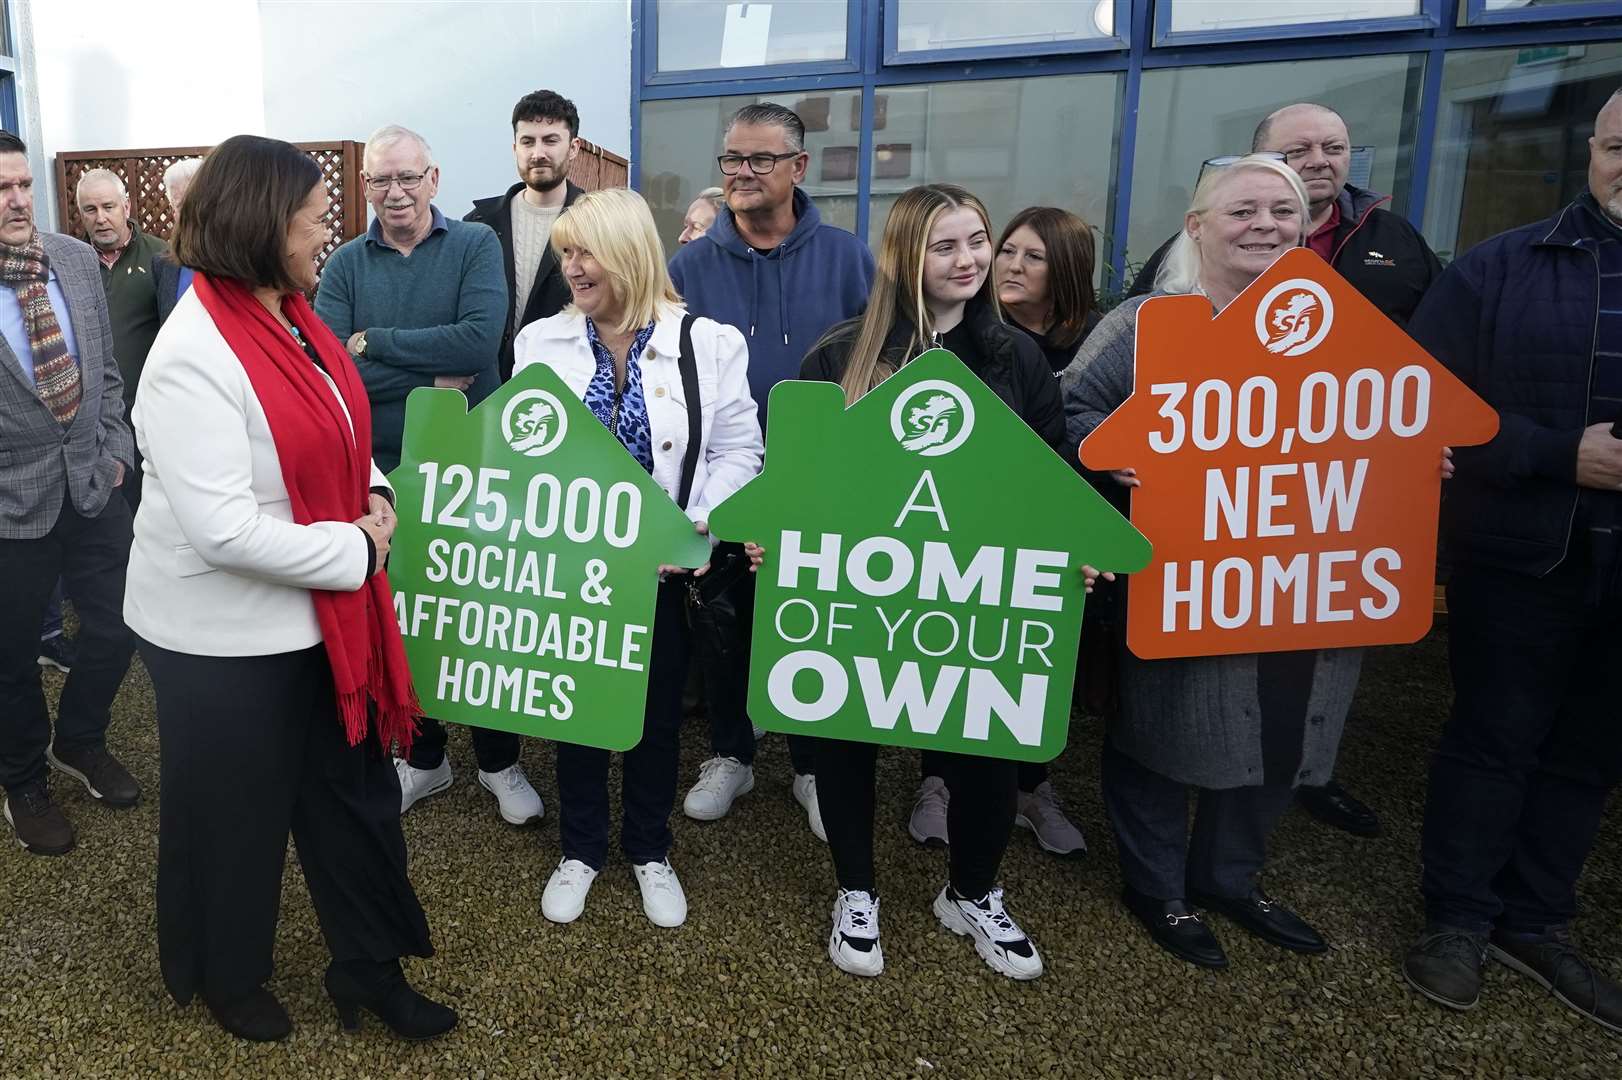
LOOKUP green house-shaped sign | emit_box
[387,364,710,752]
[708,350,1150,763]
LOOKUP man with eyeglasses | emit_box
[1128,102,1443,842]
[466,89,587,382]
[666,102,875,840]
[315,124,541,829]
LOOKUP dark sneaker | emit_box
[47,745,141,808]
[3,782,76,856]
[1297,780,1382,838]
[1489,927,1622,1034]
[37,633,75,674]
[1403,925,1487,1010]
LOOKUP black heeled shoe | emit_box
[324,960,458,1041]
[204,986,293,1042]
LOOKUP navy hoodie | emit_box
[669,188,875,427]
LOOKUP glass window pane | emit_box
[1423,42,1622,261]
[1128,54,1425,286]
[1165,0,1420,35]
[640,91,860,253]
[895,0,1117,53]
[1484,0,1612,9]
[865,74,1122,290]
[656,0,846,72]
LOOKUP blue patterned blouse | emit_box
[582,317,656,474]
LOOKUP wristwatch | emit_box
[354,331,368,357]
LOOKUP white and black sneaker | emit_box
[829,889,884,977]
[934,885,1044,980]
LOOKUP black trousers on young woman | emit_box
[818,740,1017,899]
[143,641,432,1006]
[920,750,1046,794]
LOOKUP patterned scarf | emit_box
[0,234,80,424]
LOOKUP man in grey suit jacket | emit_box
[0,132,140,856]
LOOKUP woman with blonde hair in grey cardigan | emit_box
[1064,154,1357,970]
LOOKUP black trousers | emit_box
[0,489,134,792]
[1422,559,1622,935]
[556,579,689,870]
[706,570,818,774]
[819,739,1017,899]
[920,750,1047,793]
[1102,739,1295,900]
[144,641,432,1005]
[408,715,521,774]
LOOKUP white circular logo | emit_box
[1255,278,1335,357]
[890,380,976,457]
[501,389,569,457]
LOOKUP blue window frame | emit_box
[645,0,865,87]
[881,0,1130,65]
[1152,0,1442,47]
[1463,0,1622,26]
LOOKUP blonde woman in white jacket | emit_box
[513,187,763,929]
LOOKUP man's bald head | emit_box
[1252,103,1352,223]
[1590,87,1622,223]
[1252,103,1346,152]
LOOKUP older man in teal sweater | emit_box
[315,125,505,474]
[315,124,538,829]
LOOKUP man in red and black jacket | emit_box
[1129,102,1443,838]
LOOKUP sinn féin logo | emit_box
[890,379,976,457]
[500,389,569,457]
[1255,278,1335,357]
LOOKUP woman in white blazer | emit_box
[124,136,454,1044]
[513,187,764,930]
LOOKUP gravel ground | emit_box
[1,629,1618,1078]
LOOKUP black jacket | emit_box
[799,298,1066,452]
[465,180,585,380]
[1128,184,1442,327]
[1409,196,1616,578]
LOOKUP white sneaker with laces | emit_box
[829,889,884,977]
[478,763,544,825]
[394,756,453,815]
[682,756,755,821]
[541,858,598,924]
[633,858,688,927]
[907,775,950,847]
[933,885,1044,980]
[793,773,827,843]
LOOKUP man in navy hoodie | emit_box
[668,102,875,840]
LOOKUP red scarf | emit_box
[193,273,418,751]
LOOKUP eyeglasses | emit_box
[364,172,429,193]
[1195,150,1287,185]
[716,152,800,176]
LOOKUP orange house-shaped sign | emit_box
[1081,248,1498,660]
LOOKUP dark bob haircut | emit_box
[171,135,322,293]
[995,206,1098,350]
[512,89,579,139]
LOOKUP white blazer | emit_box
[513,306,763,522]
[124,288,389,657]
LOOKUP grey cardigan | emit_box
[1060,295,1363,790]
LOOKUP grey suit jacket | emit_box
[0,231,134,539]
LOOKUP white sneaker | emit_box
[683,756,755,821]
[394,756,452,815]
[633,859,688,928]
[934,885,1044,980]
[907,775,950,847]
[829,889,884,977]
[478,763,544,825]
[541,858,598,924]
[793,773,827,843]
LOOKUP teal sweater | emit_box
[315,211,505,472]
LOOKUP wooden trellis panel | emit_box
[54,141,366,279]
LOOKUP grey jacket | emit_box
[0,231,134,539]
[1060,295,1363,789]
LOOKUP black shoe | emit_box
[1189,888,1328,955]
[47,744,141,808]
[204,987,292,1042]
[1121,886,1228,969]
[1489,927,1622,1033]
[3,781,75,856]
[325,960,457,1041]
[1297,780,1381,838]
[37,634,75,674]
[1403,924,1486,1010]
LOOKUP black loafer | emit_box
[1297,780,1381,838]
[1121,886,1228,969]
[1189,888,1328,955]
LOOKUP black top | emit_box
[1009,311,1104,376]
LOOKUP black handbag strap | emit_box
[676,312,703,511]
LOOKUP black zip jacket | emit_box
[465,180,586,380]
